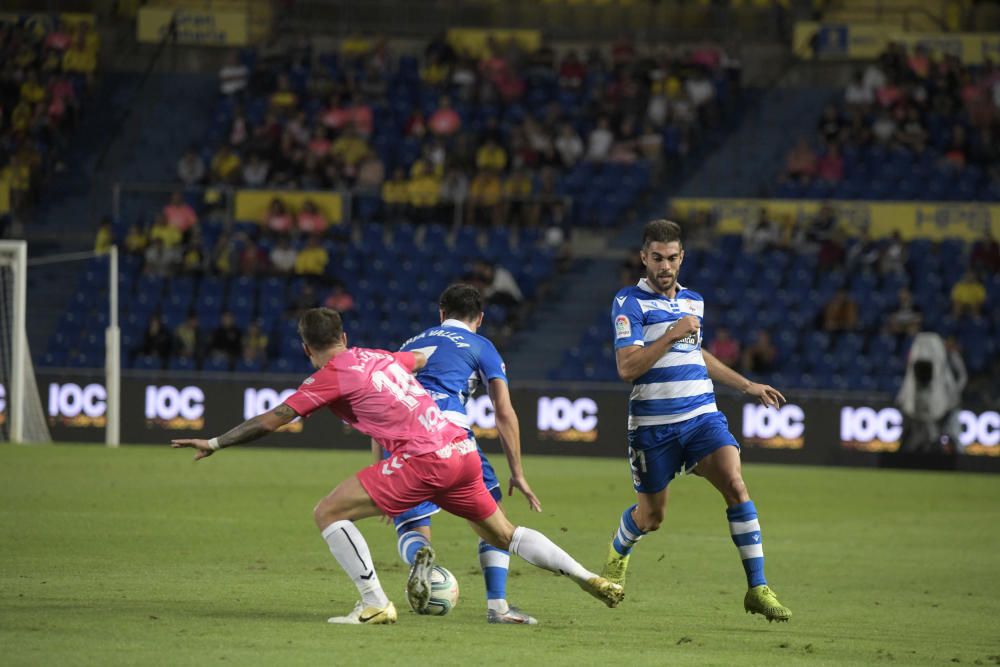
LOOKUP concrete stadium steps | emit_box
[26,72,216,358]
[503,258,621,380]
[675,87,834,198]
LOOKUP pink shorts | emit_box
[356,438,499,522]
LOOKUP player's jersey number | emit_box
[371,362,448,433]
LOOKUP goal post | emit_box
[0,240,51,443]
[105,245,120,447]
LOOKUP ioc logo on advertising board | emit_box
[466,394,499,440]
[537,396,598,442]
[145,385,204,430]
[741,403,805,449]
[48,382,107,427]
[243,388,303,432]
[840,406,1000,454]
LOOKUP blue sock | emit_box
[611,504,646,557]
[478,539,510,604]
[727,500,767,588]
[396,530,430,566]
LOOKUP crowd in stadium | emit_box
[0,16,97,217]
[74,35,744,372]
[779,43,1000,201]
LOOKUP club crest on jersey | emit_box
[615,315,631,339]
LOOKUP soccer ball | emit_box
[416,565,460,616]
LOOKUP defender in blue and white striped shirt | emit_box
[602,219,793,622]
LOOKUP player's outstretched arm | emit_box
[702,349,785,408]
[488,378,541,512]
[616,315,700,383]
[171,403,300,461]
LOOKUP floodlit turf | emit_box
[2,444,999,666]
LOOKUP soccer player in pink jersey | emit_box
[172,308,623,624]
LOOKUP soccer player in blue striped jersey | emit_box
[377,283,544,624]
[602,219,793,622]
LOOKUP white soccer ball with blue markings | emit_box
[417,565,460,616]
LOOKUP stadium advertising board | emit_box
[31,372,999,470]
[793,22,1000,64]
[671,198,1000,242]
[137,7,248,46]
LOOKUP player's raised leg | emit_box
[470,508,624,608]
[602,487,667,587]
[695,444,792,622]
[313,475,398,625]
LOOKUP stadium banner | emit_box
[137,7,248,46]
[33,371,1000,472]
[793,22,1000,64]
[446,28,541,58]
[233,190,344,225]
[671,197,1000,242]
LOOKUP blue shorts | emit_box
[393,443,501,531]
[627,411,739,494]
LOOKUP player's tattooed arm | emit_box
[172,404,300,460]
[216,403,299,448]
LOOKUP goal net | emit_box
[0,241,51,443]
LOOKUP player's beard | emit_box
[649,270,676,293]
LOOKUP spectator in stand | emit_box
[242,153,270,187]
[817,105,843,146]
[467,169,503,227]
[238,238,266,276]
[846,230,881,274]
[440,167,469,209]
[476,260,523,309]
[872,110,896,145]
[269,237,297,275]
[586,116,614,162]
[144,238,178,277]
[208,311,242,366]
[211,233,237,275]
[558,50,586,89]
[554,123,584,168]
[503,167,534,227]
[822,288,858,332]
[886,288,923,336]
[296,199,328,236]
[62,31,97,78]
[94,218,112,254]
[124,223,148,255]
[241,321,269,365]
[269,74,298,113]
[324,283,355,312]
[263,198,294,237]
[149,213,183,249]
[407,159,442,223]
[896,108,928,153]
[177,147,206,186]
[219,52,249,98]
[356,153,386,193]
[943,124,968,168]
[331,125,370,180]
[294,236,329,276]
[174,314,205,365]
[140,314,172,364]
[428,96,461,137]
[382,167,410,220]
[163,192,198,236]
[349,92,374,137]
[816,143,844,183]
[785,138,817,181]
[182,235,208,275]
[951,270,987,319]
[879,231,907,276]
[971,231,1000,276]
[744,208,780,254]
[210,144,242,184]
[475,137,508,173]
[844,69,874,108]
[708,327,741,368]
[741,329,778,374]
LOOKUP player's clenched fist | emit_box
[667,315,700,339]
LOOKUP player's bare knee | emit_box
[725,477,750,505]
[313,498,341,528]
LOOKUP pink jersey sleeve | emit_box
[392,350,417,372]
[284,367,341,417]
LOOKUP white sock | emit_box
[321,520,389,608]
[508,526,596,583]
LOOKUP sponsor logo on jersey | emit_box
[615,315,631,340]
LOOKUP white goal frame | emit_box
[0,240,28,442]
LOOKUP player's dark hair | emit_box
[297,307,344,350]
[439,283,483,322]
[641,219,683,249]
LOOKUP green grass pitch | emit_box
[2,444,999,666]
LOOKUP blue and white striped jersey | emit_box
[612,278,717,429]
[399,319,507,430]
